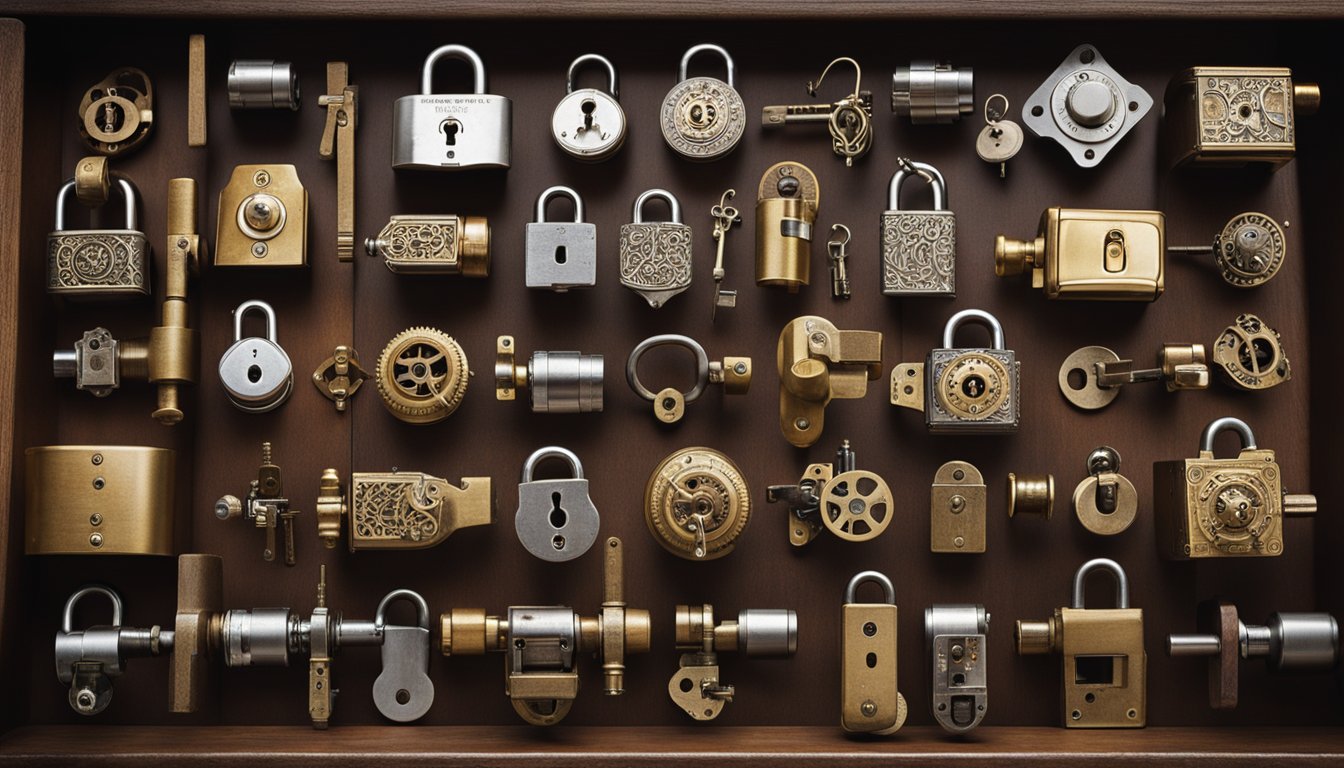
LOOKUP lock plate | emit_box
[341,471,493,551]
[880,210,956,296]
[619,222,693,308]
[526,222,597,291]
[25,446,174,555]
[1060,607,1147,727]
[215,165,308,267]
[373,625,435,722]
[842,601,906,734]
[517,477,600,562]
[931,461,986,553]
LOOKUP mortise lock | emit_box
[316,467,493,552]
[1059,343,1208,410]
[841,571,906,734]
[778,316,883,447]
[766,439,893,547]
[215,442,298,565]
[668,604,798,720]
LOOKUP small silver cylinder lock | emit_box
[619,189,693,308]
[227,60,300,110]
[218,299,294,413]
[55,586,171,715]
[495,335,604,413]
[881,159,956,297]
[48,176,150,300]
[891,61,974,123]
[552,54,627,162]
[392,44,512,170]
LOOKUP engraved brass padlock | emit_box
[1153,417,1315,559]
[778,316,883,448]
[366,214,490,275]
[375,327,470,424]
[881,158,956,297]
[1016,559,1146,728]
[755,161,819,292]
[215,164,308,267]
[645,447,751,560]
[218,300,294,413]
[26,445,174,556]
[620,189,692,308]
[48,175,149,300]
[766,440,893,547]
[891,309,1020,434]
[392,44,512,170]
[1072,446,1138,536]
[78,68,154,156]
[551,54,626,162]
[661,44,746,161]
[841,571,906,734]
[1163,67,1321,170]
[515,447,600,562]
[931,461,986,553]
[996,207,1164,301]
[668,604,797,720]
[926,604,989,732]
[526,186,596,291]
[316,467,493,552]
[55,587,170,715]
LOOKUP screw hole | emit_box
[1031,105,1044,117]
[865,652,877,669]
[1085,692,1096,703]
[1079,48,1096,64]
[863,622,877,637]
[396,689,410,705]
[1128,101,1139,112]
[1084,149,1096,160]
[679,677,694,693]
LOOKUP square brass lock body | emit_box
[48,174,149,300]
[1163,67,1321,170]
[995,208,1164,301]
[215,164,308,267]
[26,446,175,556]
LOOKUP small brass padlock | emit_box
[661,44,746,161]
[218,300,294,413]
[891,309,1020,434]
[996,207,1164,301]
[620,189,692,308]
[755,161,820,292]
[526,186,596,291]
[391,44,512,170]
[78,68,154,156]
[215,164,308,267]
[48,176,149,300]
[841,571,906,734]
[1163,67,1321,170]
[881,159,956,297]
[551,54,626,162]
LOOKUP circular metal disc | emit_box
[1058,346,1121,410]
[1073,474,1138,535]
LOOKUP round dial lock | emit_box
[1193,470,1277,553]
[1213,212,1286,288]
[1021,44,1152,167]
[660,77,745,161]
[1051,70,1125,141]
[375,327,469,425]
[1213,314,1291,391]
[938,353,1010,420]
[818,470,892,542]
[644,447,750,560]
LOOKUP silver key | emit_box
[975,94,1023,178]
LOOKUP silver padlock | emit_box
[881,160,956,297]
[526,186,597,292]
[515,446,600,562]
[372,590,435,723]
[661,44,746,161]
[48,176,150,300]
[391,44,512,171]
[551,54,627,162]
[55,586,170,715]
[218,299,294,413]
[619,189,692,308]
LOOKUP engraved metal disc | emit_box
[1212,212,1285,288]
[1058,346,1122,410]
[660,77,746,161]
[1212,314,1291,390]
[937,353,1010,420]
[818,470,892,542]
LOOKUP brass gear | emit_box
[819,470,893,542]
[644,447,750,560]
[375,327,469,424]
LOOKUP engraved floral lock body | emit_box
[47,176,149,299]
[661,44,746,161]
[365,214,490,275]
[620,189,692,308]
[1163,66,1321,170]
[880,159,956,297]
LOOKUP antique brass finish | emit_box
[1169,212,1287,288]
[926,604,989,733]
[78,68,154,156]
[215,442,298,566]
[48,173,149,299]
[169,553,223,715]
[495,335,604,413]
[710,189,741,318]
[778,316,882,448]
[645,447,750,560]
[312,345,370,413]
[891,309,1019,433]
[996,208,1165,301]
[316,467,493,552]
[188,35,206,147]
[766,440,893,547]
[25,446,174,556]
[1059,343,1208,410]
[1073,447,1138,536]
[626,334,750,423]
[215,164,308,267]
[762,57,873,165]
[1163,67,1321,170]
[75,156,110,206]
[931,461,986,553]
[755,162,820,291]
[375,327,469,424]
[828,224,852,299]
[318,62,358,262]
[365,214,490,275]
[1213,314,1291,391]
[669,604,798,720]
[1007,473,1054,520]
[841,571,907,734]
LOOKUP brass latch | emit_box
[316,468,493,551]
[778,316,882,447]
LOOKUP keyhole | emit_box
[581,98,596,130]
[440,120,460,146]
[554,245,567,265]
[549,491,568,529]
[247,365,262,383]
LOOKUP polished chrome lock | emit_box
[48,176,149,299]
[881,158,956,297]
[1213,314,1291,390]
[227,60,299,110]
[766,440,893,547]
[1163,67,1321,170]
[26,445,175,556]
[55,587,170,715]
[78,68,154,155]
[996,207,1165,301]
[1154,417,1315,559]
[926,604,989,733]
[661,44,746,161]
[1072,447,1138,536]
[526,186,596,291]
[316,467,493,552]
[1168,211,1287,288]
[392,44,511,170]
[366,214,490,276]
[372,591,435,723]
[551,54,626,162]
[778,316,883,447]
[1022,44,1152,167]
[841,571,906,734]
[668,604,797,720]
[620,189,692,308]
[892,61,973,123]
[218,300,293,413]
[495,335,603,413]
[626,334,750,424]
[1059,343,1208,410]
[216,442,298,565]
[215,164,308,268]
[931,460,986,553]
[516,447,600,562]
[755,161,820,292]
[891,309,1020,434]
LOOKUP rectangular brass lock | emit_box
[1163,67,1321,170]
[26,446,174,555]
[755,162,819,292]
[841,571,906,734]
[316,468,493,551]
[215,164,308,267]
[366,214,490,275]
[931,461,986,553]
[995,208,1164,301]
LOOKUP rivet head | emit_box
[91,453,103,466]
[861,700,877,717]
[89,514,103,526]
[89,533,104,547]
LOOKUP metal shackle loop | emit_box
[626,334,709,402]
[888,159,947,211]
[232,299,279,344]
[522,445,585,483]
[943,309,1005,350]
[845,570,896,605]
[55,177,138,231]
[421,44,486,95]
[1200,416,1257,454]
[632,188,682,224]
[1072,558,1129,610]
[679,43,735,88]
[535,185,584,224]
[375,589,431,631]
[567,53,619,99]
[63,586,123,634]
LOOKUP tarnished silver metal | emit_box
[976,94,1024,177]
[1201,416,1256,453]
[496,336,604,414]
[227,60,300,110]
[218,300,293,413]
[516,447,600,562]
[1022,44,1152,168]
[661,44,746,161]
[926,604,989,733]
[391,44,512,170]
[828,224,852,299]
[627,334,751,423]
[1073,558,1129,609]
[526,186,597,291]
[552,54,626,162]
[881,159,955,297]
[372,590,435,722]
[892,61,974,124]
[620,189,692,308]
[48,177,149,300]
[55,586,170,716]
[1168,212,1287,288]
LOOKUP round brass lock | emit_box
[1197,474,1274,552]
[1213,314,1291,391]
[375,327,469,425]
[938,353,1011,420]
[1072,447,1138,536]
[644,447,750,560]
[237,192,287,240]
[818,470,892,542]
[1213,212,1285,288]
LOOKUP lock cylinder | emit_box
[366,214,490,276]
[755,161,820,291]
[668,604,798,720]
[495,335,603,413]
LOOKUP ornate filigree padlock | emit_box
[1162,66,1321,170]
[47,175,149,300]
[619,189,692,308]
[891,309,1020,434]
[661,44,745,161]
[880,158,956,297]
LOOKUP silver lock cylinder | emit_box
[660,44,746,161]
[53,327,125,397]
[619,189,693,308]
[552,54,627,162]
[1073,558,1129,609]
[926,603,989,733]
[735,609,798,657]
[1022,44,1153,168]
[55,586,172,715]
[881,159,956,297]
[508,605,580,672]
[48,176,150,299]
[221,607,298,667]
[515,446,600,562]
[526,186,597,292]
[892,61,974,123]
[391,44,512,171]
[372,590,435,722]
[218,299,294,413]
[227,60,300,110]
[530,351,603,413]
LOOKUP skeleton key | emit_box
[975,94,1023,178]
[710,189,741,321]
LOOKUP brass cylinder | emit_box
[624,608,652,654]
[442,608,487,656]
[1008,472,1054,519]
[119,341,151,380]
[459,216,491,278]
[755,197,812,291]
[1293,83,1322,116]
[1285,493,1318,516]
[675,604,709,648]
[995,235,1041,276]
[1016,617,1058,655]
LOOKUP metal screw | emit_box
[954,536,965,548]
[794,417,810,431]
[89,514,102,526]
[89,533,104,547]
[253,170,271,187]
[810,332,827,346]
[733,362,747,375]
[74,688,97,713]
[92,477,105,490]
[251,242,268,258]
[91,454,103,466]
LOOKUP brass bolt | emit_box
[91,453,103,465]
[89,533,104,547]
[861,700,877,717]
[89,514,102,526]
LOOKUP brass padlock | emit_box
[995,207,1164,301]
[777,316,883,448]
[881,158,956,297]
[766,440,893,547]
[930,461,986,553]
[375,327,470,424]
[1072,446,1138,536]
[316,467,493,552]
[644,447,751,561]
[26,446,174,556]
[668,604,797,720]
[215,164,308,267]
[841,571,906,734]
[365,214,490,275]
[1153,417,1315,559]
[48,175,149,300]
[78,68,154,156]
[891,309,1020,434]
[1163,67,1321,170]
[391,44,512,170]
[1016,558,1146,728]
[620,189,692,308]
[926,604,989,732]
[755,161,820,292]
[661,44,746,161]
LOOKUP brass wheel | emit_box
[375,327,469,424]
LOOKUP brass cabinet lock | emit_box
[26,445,174,556]
[620,189,692,308]
[1163,66,1321,170]
[778,316,882,447]
[926,604,989,733]
[931,460,986,553]
[1168,600,1339,709]
[318,62,358,262]
[215,442,298,565]
[441,537,650,725]
[55,587,169,715]
[1072,447,1138,536]
[215,164,308,267]
[761,57,873,166]
[1168,212,1287,288]
[755,161,820,292]
[645,447,750,560]
[219,300,294,413]
[996,208,1165,301]
[669,604,797,721]
[316,467,492,552]
[376,327,469,424]
[626,334,749,423]
[48,173,149,299]
[841,571,906,734]
[496,335,603,413]
[516,447,599,562]
[891,309,1020,434]
[661,44,745,161]
[78,68,154,156]
[312,345,370,413]
[1214,314,1291,390]
[392,44,512,170]
[1154,417,1315,559]
[1022,44,1152,168]
[1016,558,1146,728]
[892,61,973,124]
[551,54,626,162]
[1059,343,1208,410]
[526,186,596,291]
[881,158,956,297]
[766,440,893,547]
[366,214,490,275]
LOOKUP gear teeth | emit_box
[376,326,469,424]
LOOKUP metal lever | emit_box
[1060,344,1208,410]
[318,62,358,262]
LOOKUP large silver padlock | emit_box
[218,300,294,413]
[48,176,149,299]
[881,160,956,297]
[619,189,692,308]
[372,590,435,723]
[391,44,512,171]
[526,186,597,292]
[515,446,600,562]
[55,586,169,715]
[660,44,746,161]
[891,309,1019,434]
[551,54,627,162]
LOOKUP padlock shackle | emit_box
[421,44,486,96]
[522,445,585,483]
[55,176,138,231]
[632,188,682,224]
[942,309,1005,350]
[62,586,123,634]
[1072,558,1129,609]
[1200,416,1257,454]
[567,53,619,99]
[845,570,895,605]
[679,43,735,88]
[887,160,947,211]
[534,185,584,224]
[626,333,709,402]
[232,299,279,344]
[375,589,431,630]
